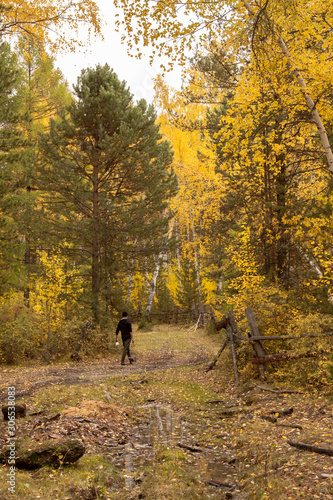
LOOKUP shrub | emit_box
[0,295,42,363]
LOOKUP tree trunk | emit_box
[91,159,100,323]
[125,267,134,308]
[276,159,289,287]
[288,441,333,457]
[146,252,163,316]
[144,255,150,293]
[191,216,202,303]
[125,238,138,308]
[175,218,183,293]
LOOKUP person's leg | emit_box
[121,338,131,364]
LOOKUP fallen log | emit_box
[177,442,204,453]
[252,350,328,364]
[254,384,303,394]
[276,423,303,430]
[2,403,26,420]
[261,408,293,422]
[261,414,277,423]
[288,441,333,457]
[200,478,234,489]
[219,409,244,417]
[0,438,85,469]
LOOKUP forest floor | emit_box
[0,324,332,500]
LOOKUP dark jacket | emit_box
[116,318,132,341]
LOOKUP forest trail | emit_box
[0,324,215,401]
[0,341,210,401]
[0,325,333,499]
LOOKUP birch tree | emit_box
[114,0,333,173]
[155,77,222,307]
[1,0,102,53]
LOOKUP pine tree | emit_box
[38,64,177,323]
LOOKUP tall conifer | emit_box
[38,64,177,322]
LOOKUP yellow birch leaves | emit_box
[1,0,103,53]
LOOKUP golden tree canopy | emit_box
[1,0,103,53]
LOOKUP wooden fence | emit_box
[207,307,333,385]
[129,303,333,385]
[129,302,215,327]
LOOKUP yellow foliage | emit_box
[31,245,83,339]
[154,77,223,307]
[1,0,103,53]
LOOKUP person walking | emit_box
[115,311,134,365]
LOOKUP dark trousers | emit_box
[121,338,131,364]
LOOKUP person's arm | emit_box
[116,323,120,343]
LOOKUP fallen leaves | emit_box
[25,397,130,454]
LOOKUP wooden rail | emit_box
[206,307,333,381]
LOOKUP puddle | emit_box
[124,443,135,489]
[197,451,238,490]
[122,403,238,491]
[205,459,236,482]
[135,404,181,446]
[121,404,181,489]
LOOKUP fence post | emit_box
[226,313,239,386]
[245,307,266,378]
[199,302,205,328]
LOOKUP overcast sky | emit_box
[55,0,182,103]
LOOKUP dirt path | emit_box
[0,344,211,402]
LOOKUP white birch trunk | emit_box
[125,268,134,308]
[144,208,173,316]
[146,252,163,315]
[295,244,333,305]
[191,216,202,303]
[175,218,183,293]
[217,274,223,293]
[144,256,150,292]
[241,0,333,173]
[125,238,138,308]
